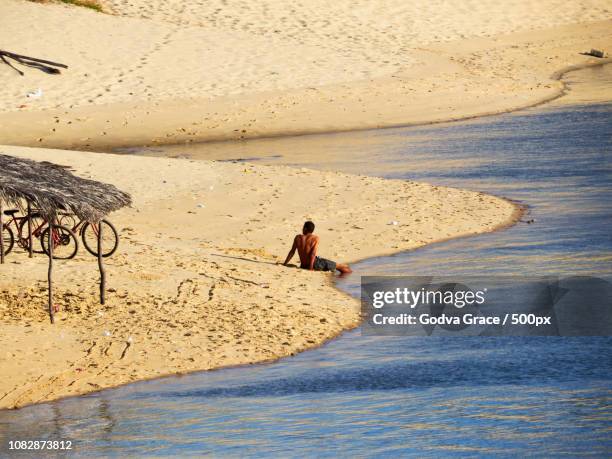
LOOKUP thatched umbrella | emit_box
[0,153,131,323]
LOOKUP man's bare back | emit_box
[295,233,319,269]
[283,221,352,275]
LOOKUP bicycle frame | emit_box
[5,214,47,248]
[56,214,90,236]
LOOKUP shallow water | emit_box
[1,66,611,457]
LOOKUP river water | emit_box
[1,66,611,457]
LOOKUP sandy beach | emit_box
[0,0,608,409]
[0,145,517,409]
[0,1,610,149]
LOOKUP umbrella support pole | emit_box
[0,201,4,265]
[48,218,54,324]
[27,201,33,258]
[98,222,105,305]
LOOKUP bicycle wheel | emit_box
[18,214,46,253]
[82,220,119,258]
[40,225,79,260]
[1,224,14,256]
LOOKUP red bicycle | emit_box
[1,209,119,259]
[54,212,120,258]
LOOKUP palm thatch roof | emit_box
[0,154,131,221]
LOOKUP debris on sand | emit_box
[580,49,606,58]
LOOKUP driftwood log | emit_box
[0,49,68,76]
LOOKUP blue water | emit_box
[1,67,611,457]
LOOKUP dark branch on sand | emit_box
[0,49,68,76]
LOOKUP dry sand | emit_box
[0,145,518,408]
[0,1,610,148]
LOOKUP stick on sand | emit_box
[0,49,68,75]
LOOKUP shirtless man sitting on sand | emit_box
[283,221,352,275]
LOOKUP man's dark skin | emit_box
[283,222,352,275]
